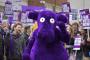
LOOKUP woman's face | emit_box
[80,29,86,35]
[72,24,78,32]
[72,25,77,29]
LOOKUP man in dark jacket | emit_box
[5,23,26,60]
[0,26,4,60]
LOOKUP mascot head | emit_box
[37,11,57,43]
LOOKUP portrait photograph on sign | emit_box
[82,14,90,29]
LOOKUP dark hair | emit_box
[24,26,30,33]
[13,23,22,29]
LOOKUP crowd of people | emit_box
[66,22,90,60]
[0,21,33,60]
[0,11,89,60]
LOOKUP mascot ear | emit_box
[56,12,69,31]
[56,12,69,23]
[28,11,39,21]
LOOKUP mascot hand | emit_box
[22,53,30,60]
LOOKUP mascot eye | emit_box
[50,18,55,24]
[40,17,45,23]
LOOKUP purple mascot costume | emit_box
[22,11,70,60]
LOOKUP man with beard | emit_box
[5,23,26,60]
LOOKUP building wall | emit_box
[0,0,5,6]
[84,0,90,9]
[68,0,90,10]
[67,0,90,23]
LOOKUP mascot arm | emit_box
[61,32,70,44]
[22,39,35,60]
[22,30,37,60]
[57,22,70,44]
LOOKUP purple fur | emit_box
[57,12,69,23]
[56,13,70,44]
[22,11,69,60]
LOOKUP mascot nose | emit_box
[43,25,50,29]
[43,22,51,27]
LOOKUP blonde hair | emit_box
[72,22,79,27]
[67,24,74,38]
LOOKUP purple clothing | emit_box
[23,30,68,60]
[30,40,68,60]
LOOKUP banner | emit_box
[8,16,13,26]
[0,12,3,23]
[22,6,46,11]
[13,11,19,20]
[0,13,1,23]
[80,9,89,20]
[4,1,13,16]
[61,2,71,12]
[73,35,81,50]
[82,14,90,29]
[21,12,27,23]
